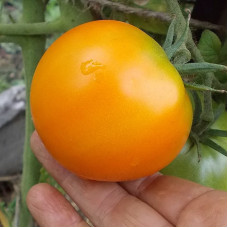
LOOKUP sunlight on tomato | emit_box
[30,20,193,181]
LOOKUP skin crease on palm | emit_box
[27,131,227,227]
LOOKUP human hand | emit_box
[27,131,227,227]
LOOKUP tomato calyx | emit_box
[190,101,227,161]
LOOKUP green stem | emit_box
[190,131,201,162]
[201,74,214,122]
[0,1,93,36]
[18,1,92,226]
[191,91,202,126]
[19,0,46,226]
[0,19,64,35]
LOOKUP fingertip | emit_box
[26,183,89,227]
[26,183,56,218]
[26,183,51,207]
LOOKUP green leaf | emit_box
[219,40,227,65]
[201,138,227,156]
[175,62,227,75]
[184,82,226,93]
[165,13,190,60]
[207,129,227,137]
[198,30,222,63]
[214,40,227,83]
[163,17,175,50]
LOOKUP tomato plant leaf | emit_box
[163,17,175,50]
[214,40,227,83]
[165,13,190,60]
[198,30,222,64]
[206,129,227,137]
[201,138,227,156]
[219,40,227,65]
[175,62,227,75]
[184,82,226,93]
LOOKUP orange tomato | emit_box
[30,20,193,181]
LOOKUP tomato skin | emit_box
[30,20,193,181]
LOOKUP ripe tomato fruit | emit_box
[30,20,193,181]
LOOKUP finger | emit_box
[27,183,88,227]
[31,131,172,227]
[121,174,213,225]
[177,189,227,227]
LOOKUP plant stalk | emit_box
[18,1,92,226]
[0,19,64,35]
[19,0,46,226]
